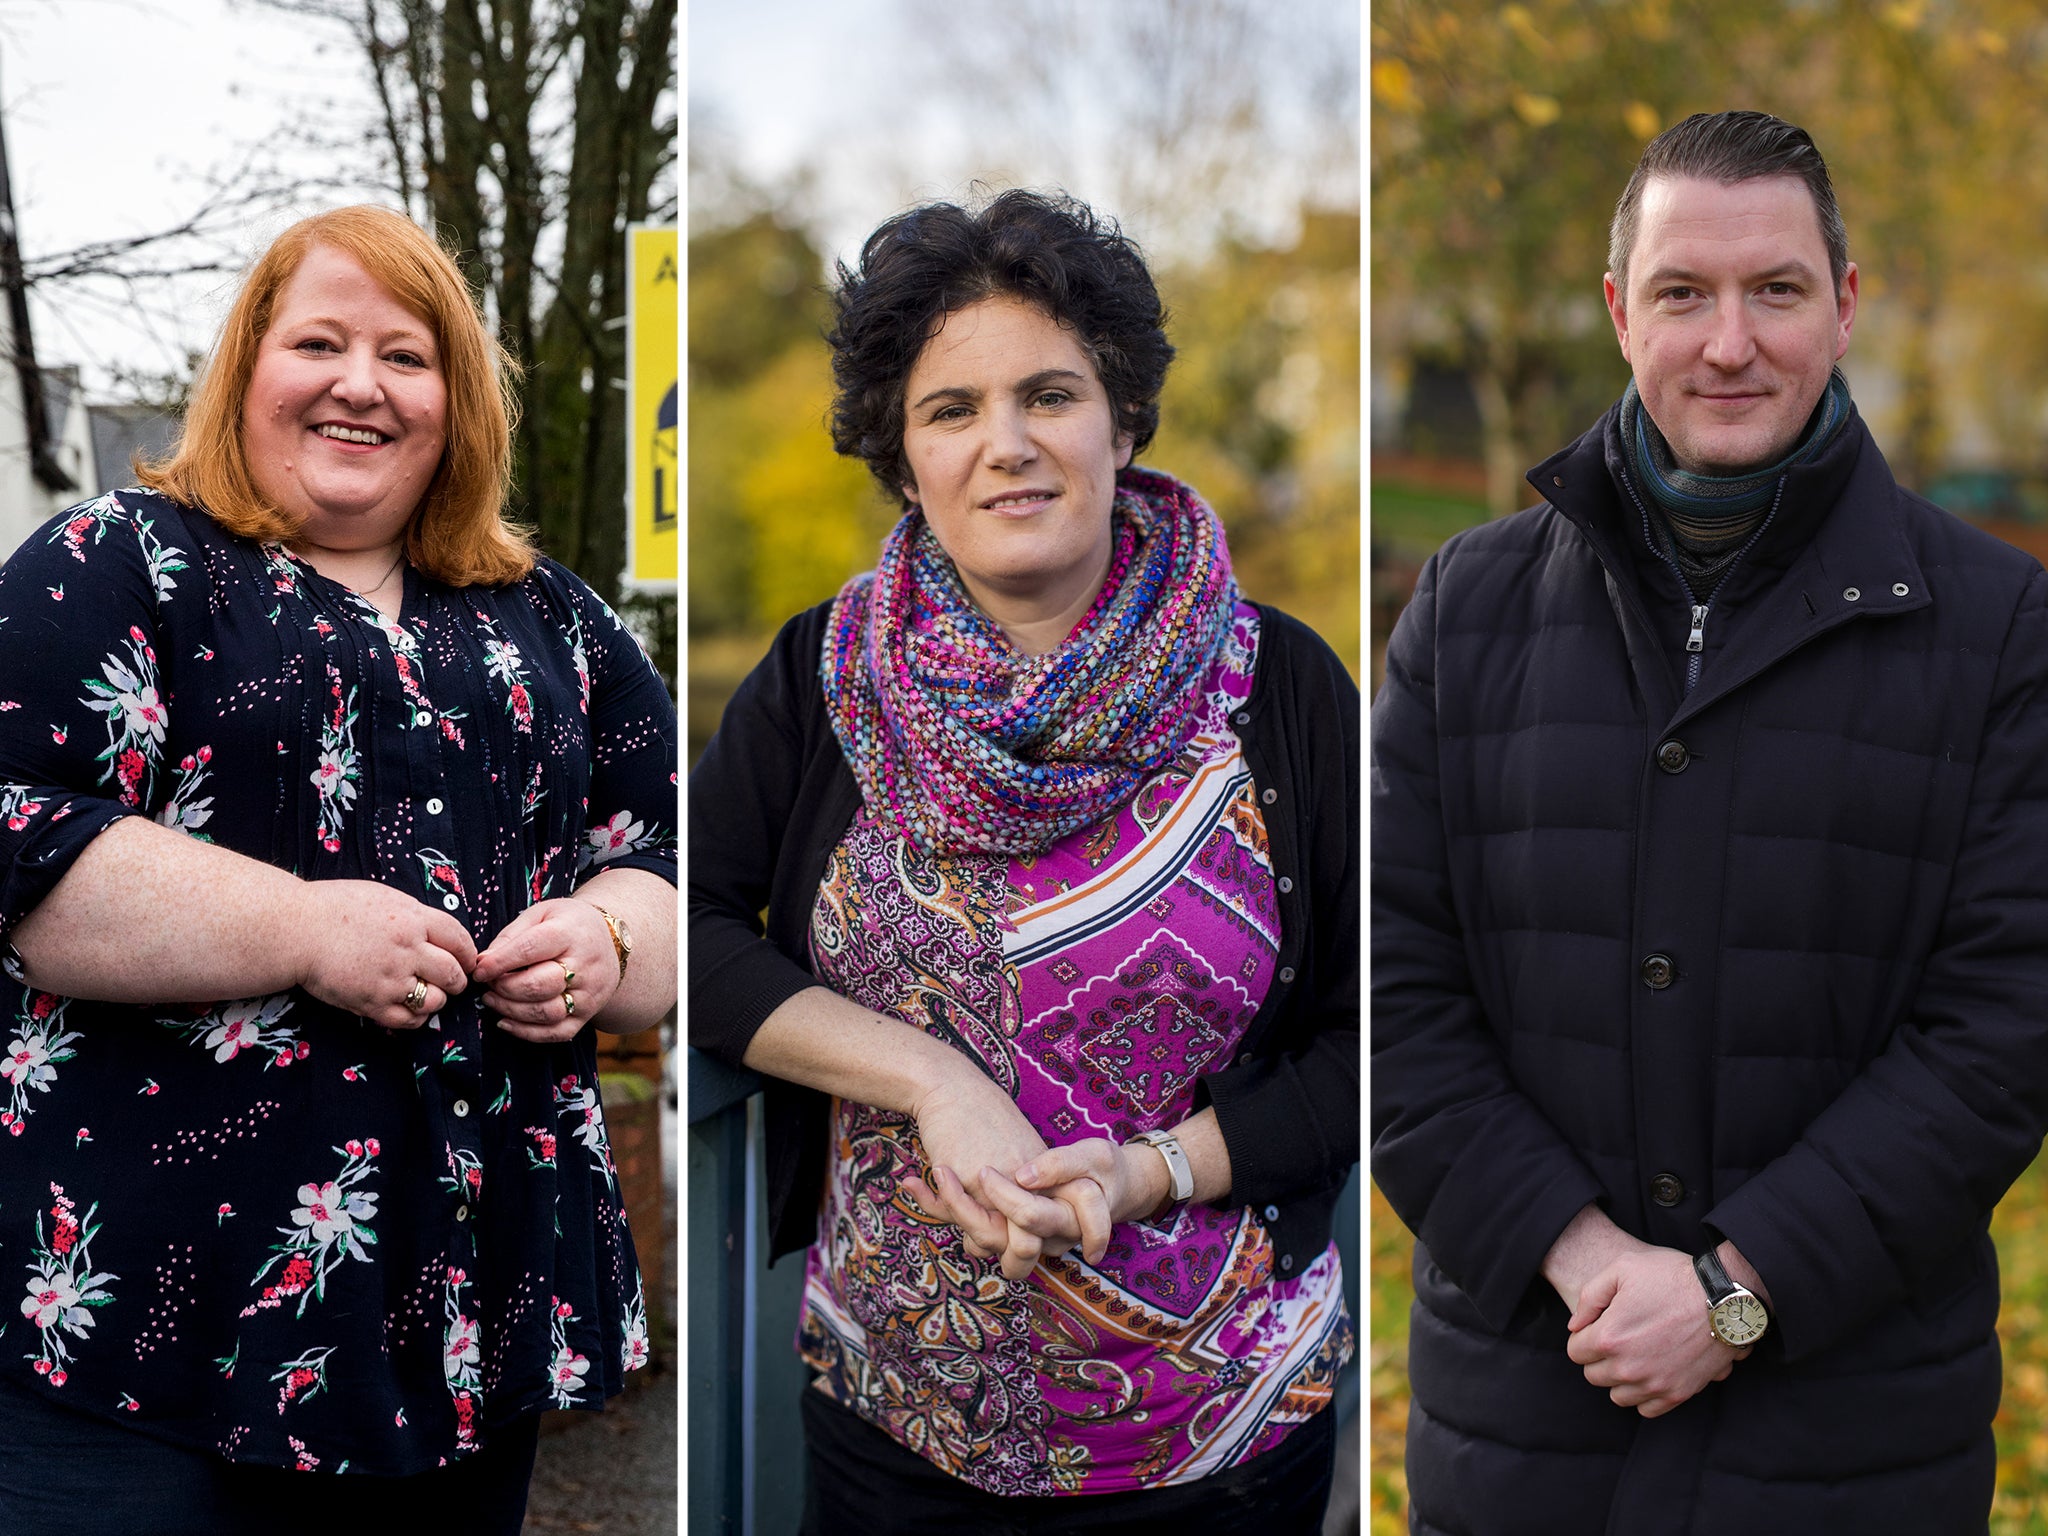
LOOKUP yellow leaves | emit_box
[1373,58,1420,114]
[1975,29,2007,57]
[1624,101,1661,142]
[1513,92,1562,128]
[1882,0,1926,29]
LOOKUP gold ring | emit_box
[560,960,576,988]
[563,990,577,1018]
[403,979,429,1011]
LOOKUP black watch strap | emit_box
[1692,1247,1739,1306]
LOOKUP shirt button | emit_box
[1641,954,1675,989]
[1278,966,1296,984]
[1650,1173,1685,1207]
[426,797,445,815]
[1263,1204,1280,1221]
[1277,876,1294,894]
[442,894,461,910]
[414,709,433,727]
[452,1099,470,1118]
[1279,1253,1294,1273]
[1655,740,1690,774]
[455,1205,470,1222]
[1261,788,1277,805]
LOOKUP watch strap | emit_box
[1692,1247,1739,1306]
[1130,1128,1195,1206]
[587,903,631,982]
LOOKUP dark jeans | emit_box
[0,1374,541,1535]
[799,1385,1338,1534]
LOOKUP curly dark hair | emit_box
[827,189,1174,503]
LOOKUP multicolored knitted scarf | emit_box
[1621,368,1854,586]
[821,465,1238,857]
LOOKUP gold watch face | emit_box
[1711,1292,1768,1347]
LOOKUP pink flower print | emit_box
[21,1271,78,1329]
[48,1370,66,1388]
[365,1138,380,1157]
[48,726,64,745]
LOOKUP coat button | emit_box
[1279,1253,1294,1272]
[1261,788,1278,805]
[1650,1173,1685,1207]
[1278,966,1296,984]
[1234,711,1251,726]
[1655,740,1690,774]
[1640,954,1675,989]
[1264,1205,1280,1221]
[1277,876,1294,894]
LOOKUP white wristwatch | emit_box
[1129,1127,1195,1207]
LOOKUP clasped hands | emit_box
[897,1070,1173,1281]
[298,881,619,1039]
[1546,1206,1766,1419]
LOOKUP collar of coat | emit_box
[1523,398,1935,728]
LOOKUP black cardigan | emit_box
[689,600,1360,1268]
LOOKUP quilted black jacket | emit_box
[1373,402,2048,1533]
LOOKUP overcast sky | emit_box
[0,0,385,397]
[688,0,1359,273]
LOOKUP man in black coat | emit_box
[1373,110,2048,1531]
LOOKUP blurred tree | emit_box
[1373,0,2048,511]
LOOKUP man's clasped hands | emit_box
[1542,1202,1774,1420]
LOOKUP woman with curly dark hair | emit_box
[690,189,1356,1530]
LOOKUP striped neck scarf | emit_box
[822,465,1238,857]
[1623,368,1853,585]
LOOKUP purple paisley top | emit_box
[799,603,1353,1495]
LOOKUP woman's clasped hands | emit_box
[897,1066,1171,1281]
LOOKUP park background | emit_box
[686,1,1362,1530]
[1371,3,2048,1532]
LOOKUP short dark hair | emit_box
[826,190,1174,503]
[1609,110,1850,298]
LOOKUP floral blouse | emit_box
[798,605,1353,1495]
[0,490,676,1475]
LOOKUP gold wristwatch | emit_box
[1694,1248,1768,1347]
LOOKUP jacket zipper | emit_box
[1617,464,1787,696]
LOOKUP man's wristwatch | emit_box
[1694,1247,1769,1347]
[1128,1128,1194,1214]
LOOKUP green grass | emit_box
[1371,481,1490,560]
[1372,1156,2048,1530]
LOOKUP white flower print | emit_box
[312,665,359,853]
[21,1183,116,1384]
[554,1074,618,1192]
[581,809,648,869]
[245,1140,381,1319]
[80,626,166,806]
[153,747,216,835]
[162,993,303,1070]
[1,993,82,1136]
[546,1295,589,1407]
[620,1273,649,1374]
[444,1314,481,1382]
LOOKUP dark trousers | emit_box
[0,1374,541,1535]
[799,1385,1338,1535]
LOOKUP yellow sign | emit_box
[627,225,678,592]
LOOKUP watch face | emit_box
[1711,1292,1769,1347]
